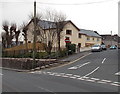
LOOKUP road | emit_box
[2,49,120,93]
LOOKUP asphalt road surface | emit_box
[2,49,120,93]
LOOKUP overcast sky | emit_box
[0,0,119,39]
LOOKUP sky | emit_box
[0,0,119,40]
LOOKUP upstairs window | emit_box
[66,30,72,35]
[78,33,81,38]
[87,37,90,40]
[97,38,99,41]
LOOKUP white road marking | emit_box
[37,86,56,94]
[77,78,85,80]
[30,72,35,73]
[0,73,3,75]
[85,79,95,82]
[30,71,120,87]
[102,58,106,64]
[42,72,47,74]
[90,78,100,81]
[101,80,111,83]
[35,71,42,74]
[54,74,61,76]
[59,73,65,75]
[47,53,92,70]
[97,81,107,84]
[49,73,55,76]
[82,76,89,79]
[82,67,100,77]
[113,82,120,84]
[110,83,120,87]
[78,62,91,68]
[47,72,52,74]
[69,76,76,79]
[68,62,90,70]
[115,72,120,75]
[70,53,92,64]
[73,75,81,78]
[62,75,69,78]
[66,74,73,76]
[68,67,77,70]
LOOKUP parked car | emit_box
[109,45,117,49]
[101,44,107,50]
[91,45,102,52]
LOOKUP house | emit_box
[101,34,120,48]
[25,19,102,52]
[78,29,102,51]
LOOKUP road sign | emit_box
[65,38,70,43]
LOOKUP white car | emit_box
[91,45,102,52]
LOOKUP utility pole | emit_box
[33,1,36,69]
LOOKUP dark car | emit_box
[101,44,107,50]
[110,45,117,49]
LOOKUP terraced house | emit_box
[26,19,102,52]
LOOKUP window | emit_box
[87,37,90,40]
[78,33,81,38]
[66,30,72,35]
[97,38,99,41]
[28,41,31,43]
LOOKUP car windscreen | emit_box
[92,45,99,47]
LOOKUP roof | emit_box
[37,20,56,29]
[101,34,120,42]
[79,29,101,38]
[27,19,80,31]
[38,20,80,31]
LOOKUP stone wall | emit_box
[1,58,57,70]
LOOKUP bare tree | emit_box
[54,11,67,52]
[21,22,28,51]
[1,32,6,49]
[2,21,14,48]
[37,21,57,55]
[2,21,21,48]
[11,23,21,46]
[44,9,67,52]
[21,13,43,52]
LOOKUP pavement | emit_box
[1,49,120,93]
[59,51,91,62]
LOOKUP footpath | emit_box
[59,51,91,62]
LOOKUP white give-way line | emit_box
[68,62,90,70]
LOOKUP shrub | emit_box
[59,49,67,57]
[66,43,76,55]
